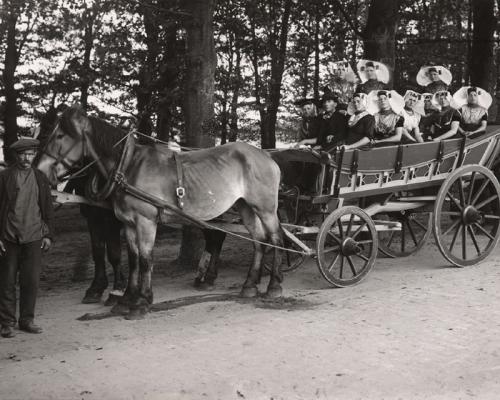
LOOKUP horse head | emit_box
[36,104,91,187]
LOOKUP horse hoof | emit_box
[104,293,122,307]
[196,281,215,291]
[81,292,102,304]
[265,286,283,299]
[240,286,258,298]
[125,307,148,320]
[110,302,129,315]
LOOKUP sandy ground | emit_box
[1,206,500,399]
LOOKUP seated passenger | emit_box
[401,90,425,143]
[452,86,491,138]
[355,60,390,94]
[428,91,461,141]
[326,60,358,108]
[315,92,348,150]
[294,98,320,147]
[342,93,375,150]
[416,66,452,94]
[366,90,405,146]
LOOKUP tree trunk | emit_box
[228,45,241,142]
[261,0,293,149]
[469,0,495,90]
[80,6,96,110]
[157,22,180,141]
[2,4,19,165]
[313,11,320,101]
[362,0,400,87]
[178,0,217,269]
[136,2,159,137]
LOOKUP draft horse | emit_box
[35,109,125,305]
[37,105,284,319]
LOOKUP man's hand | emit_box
[0,240,5,255]
[41,238,52,252]
[327,135,334,143]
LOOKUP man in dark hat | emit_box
[294,98,320,147]
[0,138,54,338]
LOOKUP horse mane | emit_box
[88,116,128,159]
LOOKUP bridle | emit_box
[40,119,111,181]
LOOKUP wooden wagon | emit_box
[267,126,500,287]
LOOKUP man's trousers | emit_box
[0,240,42,326]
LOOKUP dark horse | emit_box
[35,109,126,304]
[37,105,284,319]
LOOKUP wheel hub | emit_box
[462,205,482,225]
[341,238,361,256]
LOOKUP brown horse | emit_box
[37,105,284,319]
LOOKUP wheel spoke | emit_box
[356,240,373,245]
[449,222,461,252]
[462,224,467,260]
[339,256,344,279]
[401,221,406,253]
[413,217,429,231]
[447,192,463,211]
[327,253,341,272]
[467,171,477,204]
[484,214,500,220]
[345,213,355,237]
[346,256,357,276]
[351,222,368,239]
[337,219,344,240]
[473,222,495,241]
[407,220,419,246]
[467,225,481,256]
[471,178,490,206]
[475,195,497,211]
[327,232,342,244]
[443,218,460,236]
[458,177,465,207]
[354,253,369,262]
[385,230,396,248]
[440,211,461,216]
[323,246,340,255]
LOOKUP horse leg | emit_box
[127,216,157,320]
[111,226,138,315]
[82,216,109,304]
[103,217,125,306]
[194,229,226,290]
[259,212,284,298]
[237,202,267,298]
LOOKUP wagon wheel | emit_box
[376,211,432,258]
[316,206,378,287]
[433,165,500,267]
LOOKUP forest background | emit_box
[1,0,498,265]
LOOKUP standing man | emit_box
[0,138,54,338]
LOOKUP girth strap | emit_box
[457,134,467,167]
[350,149,359,176]
[172,152,186,209]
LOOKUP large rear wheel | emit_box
[433,165,500,267]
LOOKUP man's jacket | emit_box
[0,167,54,241]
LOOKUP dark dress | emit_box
[459,105,488,133]
[316,111,348,148]
[356,79,387,94]
[429,107,461,140]
[345,112,375,145]
[373,111,404,141]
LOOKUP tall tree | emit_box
[469,0,495,91]
[362,0,401,86]
[177,0,217,268]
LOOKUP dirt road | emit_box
[1,206,500,399]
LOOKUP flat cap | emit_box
[10,138,40,152]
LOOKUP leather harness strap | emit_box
[394,144,403,174]
[172,152,186,209]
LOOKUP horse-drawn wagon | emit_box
[36,106,500,318]
[270,126,500,287]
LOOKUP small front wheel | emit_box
[316,206,378,287]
